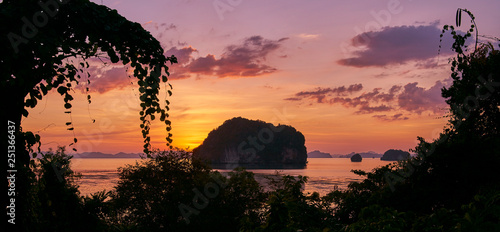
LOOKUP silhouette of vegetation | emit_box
[4,5,499,231]
[106,150,337,231]
[21,147,107,232]
[105,150,265,232]
[1,1,175,230]
[326,9,500,231]
[193,117,307,168]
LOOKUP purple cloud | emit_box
[286,81,448,118]
[76,66,132,94]
[398,81,446,114]
[329,87,396,114]
[293,84,363,103]
[338,24,456,67]
[165,46,200,79]
[166,36,288,79]
[372,113,409,121]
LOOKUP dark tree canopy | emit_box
[1,0,177,155]
[1,1,176,230]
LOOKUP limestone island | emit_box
[381,149,411,161]
[350,153,362,162]
[192,117,308,169]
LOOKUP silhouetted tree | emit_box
[1,1,176,230]
[328,9,500,231]
[108,150,266,232]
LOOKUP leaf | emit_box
[40,84,48,95]
[67,127,74,131]
[74,138,78,143]
[66,122,72,126]
[57,86,68,95]
[64,103,72,109]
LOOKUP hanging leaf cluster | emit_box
[1,0,177,154]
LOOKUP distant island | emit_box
[307,150,385,159]
[192,117,307,169]
[337,151,383,159]
[380,149,411,161]
[350,153,362,162]
[307,150,332,158]
[71,152,143,159]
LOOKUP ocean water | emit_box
[71,158,394,196]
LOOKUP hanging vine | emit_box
[1,0,177,157]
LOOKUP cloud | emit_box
[76,66,132,94]
[329,87,396,114]
[397,81,446,114]
[165,36,288,79]
[165,46,198,79]
[293,84,363,103]
[191,36,288,77]
[298,33,320,39]
[338,24,456,67]
[372,113,409,121]
[286,81,448,118]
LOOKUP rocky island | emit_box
[307,150,332,158]
[380,149,411,161]
[192,117,307,169]
[350,153,362,162]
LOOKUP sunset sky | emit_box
[22,0,500,155]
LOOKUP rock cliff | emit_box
[193,117,307,169]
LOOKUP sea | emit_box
[71,158,395,197]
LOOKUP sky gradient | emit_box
[23,0,500,155]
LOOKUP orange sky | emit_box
[22,0,499,155]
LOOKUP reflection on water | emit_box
[73,158,393,196]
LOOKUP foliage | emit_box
[326,9,500,231]
[21,147,107,232]
[257,174,338,232]
[0,0,177,155]
[107,150,266,232]
[100,150,339,231]
[1,2,175,230]
[4,5,499,231]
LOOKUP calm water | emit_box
[71,158,394,196]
